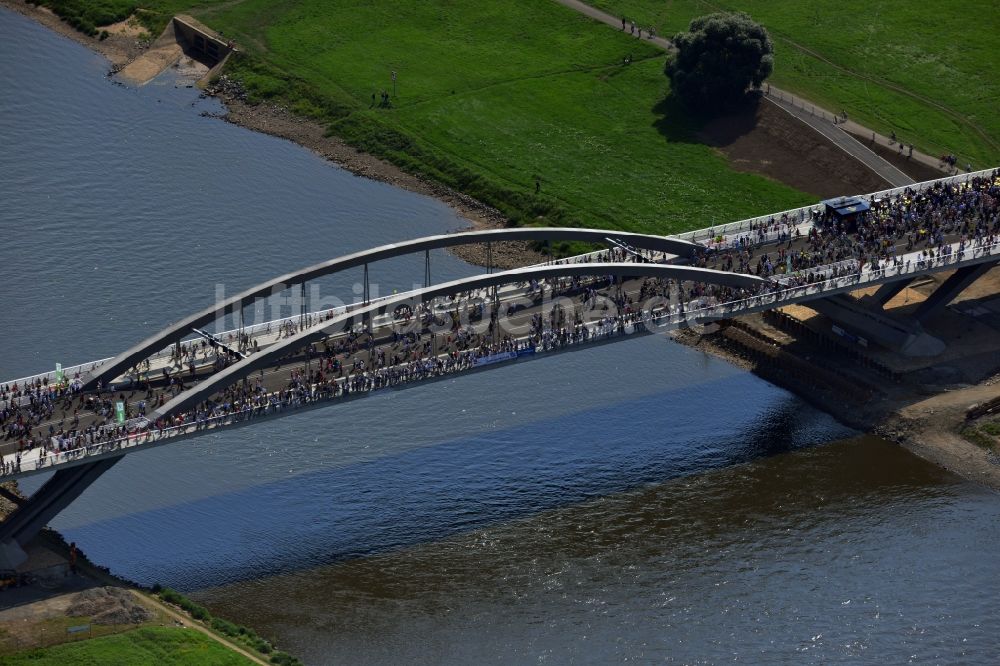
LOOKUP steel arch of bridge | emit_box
[83,228,701,391]
[152,261,766,419]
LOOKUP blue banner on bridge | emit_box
[474,351,518,367]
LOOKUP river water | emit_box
[3,8,1000,664]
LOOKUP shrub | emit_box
[159,588,184,605]
[271,651,304,666]
[211,617,241,637]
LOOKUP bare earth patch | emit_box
[698,99,890,199]
[99,15,147,39]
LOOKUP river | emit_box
[2,8,1000,664]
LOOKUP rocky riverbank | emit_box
[677,307,1000,492]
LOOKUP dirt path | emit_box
[135,591,269,666]
[68,558,269,665]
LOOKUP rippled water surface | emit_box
[3,8,1000,665]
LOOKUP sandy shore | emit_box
[0,0,143,68]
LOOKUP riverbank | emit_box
[4,0,913,272]
[0,495,298,664]
[676,270,1000,491]
[0,1,143,68]
[0,0,544,270]
[208,82,544,270]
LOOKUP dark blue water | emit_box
[3,8,1000,665]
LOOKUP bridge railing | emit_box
[1,251,662,392]
[656,238,1000,325]
[675,167,999,246]
[673,203,822,245]
[0,292,411,392]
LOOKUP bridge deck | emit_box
[3,234,998,482]
[3,168,998,482]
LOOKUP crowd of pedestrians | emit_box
[0,281,674,476]
[702,170,1000,280]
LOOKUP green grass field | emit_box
[2,626,253,665]
[194,0,816,236]
[40,0,996,241]
[39,0,815,239]
[592,0,1000,168]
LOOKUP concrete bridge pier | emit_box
[867,277,914,308]
[0,456,122,570]
[808,294,945,357]
[914,260,999,324]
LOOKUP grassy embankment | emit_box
[962,419,1000,451]
[2,626,253,665]
[33,0,814,252]
[0,582,302,665]
[592,0,1000,169]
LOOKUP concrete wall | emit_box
[172,14,234,66]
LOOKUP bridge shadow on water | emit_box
[52,368,857,592]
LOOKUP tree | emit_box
[666,12,774,113]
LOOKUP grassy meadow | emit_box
[37,0,816,239]
[593,0,1000,168]
[197,0,816,236]
[2,626,253,665]
[32,0,997,241]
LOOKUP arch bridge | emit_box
[3,168,999,567]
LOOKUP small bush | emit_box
[981,420,1000,436]
[248,636,272,654]
[961,426,994,449]
[271,651,304,666]
[159,588,184,605]
[182,600,211,621]
[211,617,240,637]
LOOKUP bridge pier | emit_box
[868,277,914,308]
[0,456,122,569]
[808,293,945,357]
[914,260,998,324]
